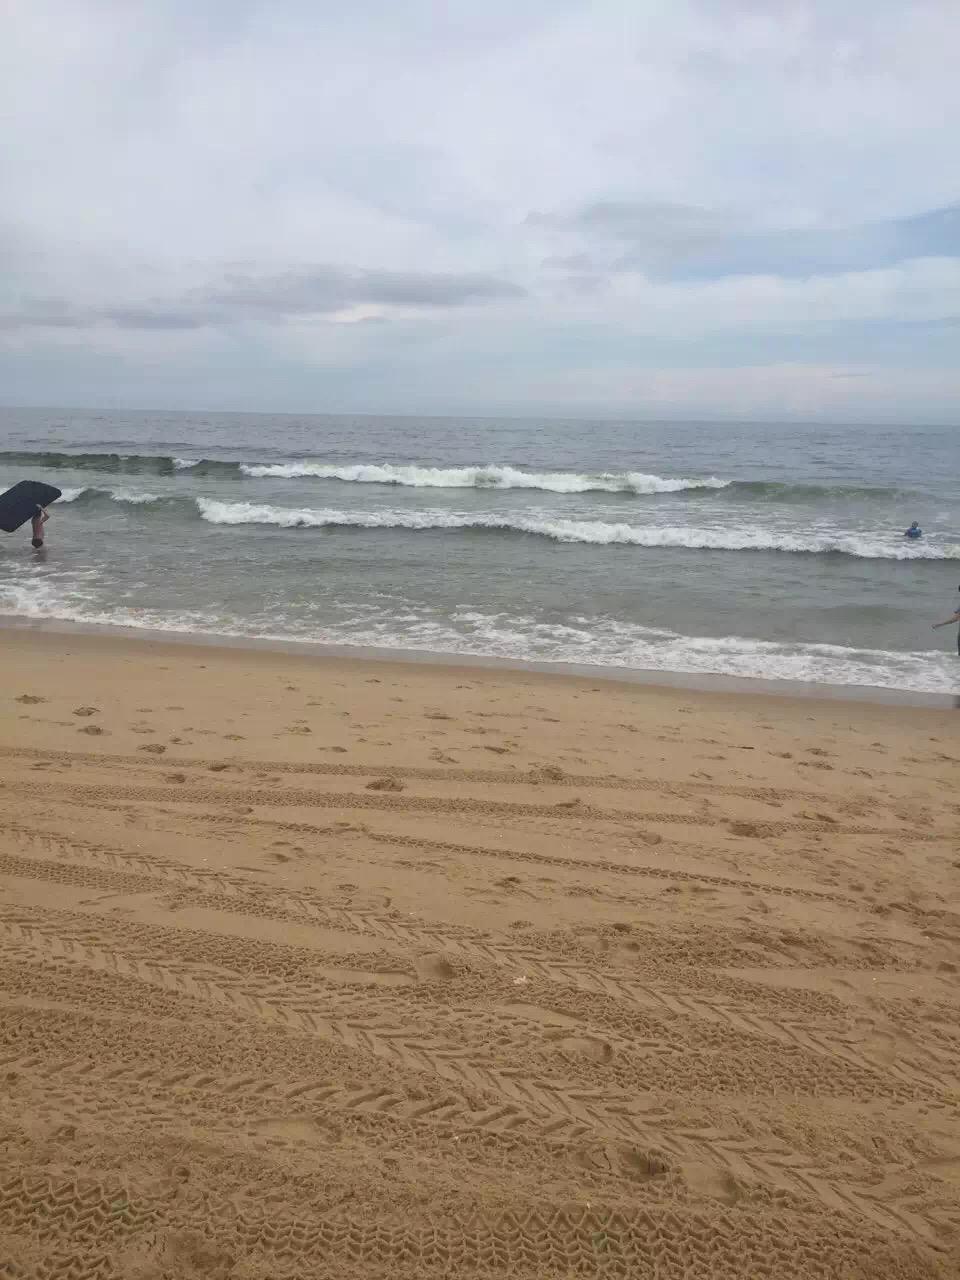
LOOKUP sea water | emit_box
[1,407,957,694]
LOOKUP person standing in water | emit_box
[932,587,960,655]
[904,521,922,539]
[30,505,49,549]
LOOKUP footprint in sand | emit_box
[138,744,166,754]
[78,725,108,736]
[634,831,663,846]
[15,694,46,705]
[366,777,404,792]
[729,821,761,837]
[415,953,456,981]
[534,765,565,781]
[545,1030,614,1063]
[681,1162,741,1204]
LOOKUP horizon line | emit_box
[1,401,957,432]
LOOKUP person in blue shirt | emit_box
[932,587,960,655]
[904,521,922,539]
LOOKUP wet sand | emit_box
[1,628,958,1278]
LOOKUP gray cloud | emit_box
[101,305,218,330]
[533,201,726,240]
[2,0,960,418]
[0,300,86,331]
[541,252,601,271]
[204,266,525,312]
[533,201,960,282]
[1,264,525,332]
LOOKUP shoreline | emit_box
[1,611,956,710]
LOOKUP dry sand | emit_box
[1,627,958,1279]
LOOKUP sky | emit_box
[1,0,959,422]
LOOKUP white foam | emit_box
[195,499,958,559]
[239,461,728,494]
[55,486,161,505]
[173,457,200,470]
[0,573,953,695]
[107,488,161,504]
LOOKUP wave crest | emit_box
[195,499,957,559]
[56,486,162,506]
[0,449,912,502]
[238,461,727,493]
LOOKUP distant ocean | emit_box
[1,407,958,694]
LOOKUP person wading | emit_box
[30,505,49,549]
[932,586,960,656]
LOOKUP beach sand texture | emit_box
[1,630,958,1278]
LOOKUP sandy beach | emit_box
[1,626,958,1278]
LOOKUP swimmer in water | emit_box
[904,521,922,539]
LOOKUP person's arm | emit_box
[38,507,49,524]
[932,612,960,628]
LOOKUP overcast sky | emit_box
[2,0,959,421]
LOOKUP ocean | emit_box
[1,406,958,695]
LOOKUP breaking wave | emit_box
[194,498,958,559]
[238,461,728,493]
[40,489,959,558]
[0,450,916,502]
[0,567,954,694]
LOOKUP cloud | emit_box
[1,0,960,418]
[533,202,730,243]
[1,265,525,332]
[204,266,524,313]
[533,201,960,281]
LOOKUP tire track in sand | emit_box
[0,741,893,809]
[0,777,943,839]
[2,832,954,1097]
[0,904,948,1245]
[2,1170,932,1280]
